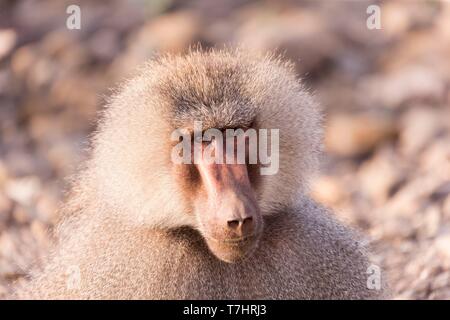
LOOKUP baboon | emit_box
[13,49,386,299]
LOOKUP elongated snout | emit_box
[193,139,262,262]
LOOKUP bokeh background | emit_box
[0,0,449,299]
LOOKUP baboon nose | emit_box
[227,216,254,237]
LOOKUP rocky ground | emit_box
[0,0,449,299]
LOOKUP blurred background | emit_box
[0,0,449,299]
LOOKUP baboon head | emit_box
[91,49,322,262]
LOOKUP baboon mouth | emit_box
[205,232,261,245]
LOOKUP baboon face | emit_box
[160,54,270,262]
[95,51,321,263]
[173,129,264,263]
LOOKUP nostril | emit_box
[242,217,254,234]
[227,220,240,229]
[242,217,253,226]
